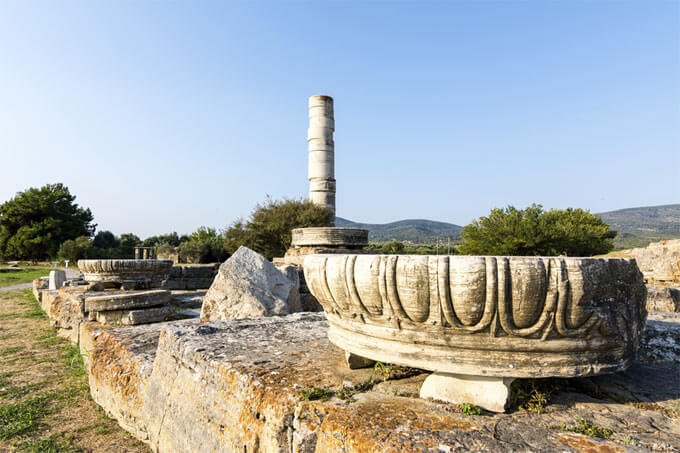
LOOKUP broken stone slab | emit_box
[85,320,195,441]
[48,269,66,290]
[647,285,680,312]
[165,264,217,290]
[305,254,647,412]
[200,246,299,321]
[87,312,680,452]
[32,277,48,302]
[94,305,175,326]
[84,290,171,312]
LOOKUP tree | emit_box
[118,233,141,258]
[0,183,95,261]
[179,226,229,263]
[224,197,334,260]
[93,230,119,250]
[58,236,95,262]
[457,204,616,256]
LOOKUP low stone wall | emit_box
[164,264,218,290]
[83,312,680,452]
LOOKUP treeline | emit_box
[0,183,617,263]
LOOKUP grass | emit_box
[300,361,394,403]
[459,403,483,415]
[560,417,613,439]
[510,379,565,414]
[0,267,52,288]
[0,289,149,452]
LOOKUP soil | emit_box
[0,289,150,453]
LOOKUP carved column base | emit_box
[344,351,375,369]
[420,372,515,413]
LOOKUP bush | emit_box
[458,204,616,256]
[223,197,333,260]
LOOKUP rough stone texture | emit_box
[165,264,218,290]
[84,290,171,312]
[639,311,680,362]
[88,313,680,452]
[200,247,298,321]
[305,254,647,378]
[647,285,680,312]
[41,287,177,340]
[86,321,187,441]
[78,259,173,290]
[94,305,175,326]
[32,277,48,302]
[609,239,680,285]
[48,269,66,290]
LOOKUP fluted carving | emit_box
[304,254,647,377]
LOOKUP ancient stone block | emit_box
[199,247,299,321]
[94,305,175,326]
[48,269,66,290]
[84,290,171,312]
[647,285,680,312]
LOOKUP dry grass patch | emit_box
[0,289,149,452]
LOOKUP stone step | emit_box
[84,290,170,312]
[94,305,175,326]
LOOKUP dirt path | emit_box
[0,289,150,452]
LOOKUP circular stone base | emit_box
[291,227,368,248]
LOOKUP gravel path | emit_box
[0,267,79,291]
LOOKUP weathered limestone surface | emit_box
[647,285,680,312]
[48,269,66,290]
[165,264,217,290]
[639,311,680,362]
[84,290,171,312]
[200,247,299,321]
[32,277,48,302]
[78,259,173,290]
[88,313,680,452]
[94,305,175,326]
[41,287,176,340]
[305,254,647,379]
[609,239,680,285]
[85,320,185,441]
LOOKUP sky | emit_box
[0,0,678,238]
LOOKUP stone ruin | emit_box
[25,95,680,451]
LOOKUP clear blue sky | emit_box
[1,1,678,238]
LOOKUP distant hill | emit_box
[337,203,680,248]
[336,217,462,243]
[595,204,680,249]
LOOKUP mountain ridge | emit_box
[337,203,680,248]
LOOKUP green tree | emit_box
[93,230,119,250]
[0,183,95,261]
[457,204,616,256]
[179,226,228,263]
[58,236,95,262]
[118,233,141,258]
[224,197,334,260]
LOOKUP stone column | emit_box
[308,95,336,224]
[135,248,141,260]
[143,248,149,260]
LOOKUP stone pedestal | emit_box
[420,372,514,413]
[278,227,369,266]
[48,270,66,290]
